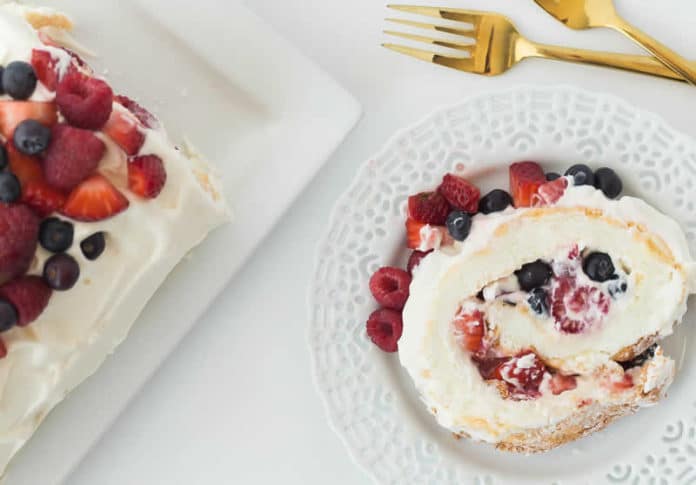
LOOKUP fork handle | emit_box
[529,42,686,82]
[608,16,696,85]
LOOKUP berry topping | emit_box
[509,161,546,207]
[366,308,403,353]
[61,174,129,222]
[545,172,561,181]
[620,344,657,370]
[582,252,616,282]
[446,210,472,241]
[80,232,106,261]
[406,250,431,274]
[0,173,20,203]
[0,145,8,171]
[56,71,113,130]
[594,167,623,199]
[0,205,39,284]
[0,299,17,332]
[0,101,57,140]
[31,49,59,90]
[549,373,578,395]
[39,217,74,253]
[405,218,449,251]
[2,61,37,100]
[0,275,51,326]
[533,176,568,206]
[565,164,594,186]
[103,109,145,156]
[21,180,67,217]
[43,253,80,290]
[551,276,610,334]
[453,309,485,355]
[515,260,552,292]
[438,174,480,213]
[478,189,512,214]
[128,155,167,198]
[527,287,549,315]
[408,191,449,225]
[114,95,157,129]
[6,142,43,189]
[44,124,106,191]
[13,119,51,155]
[493,351,546,399]
[369,266,412,310]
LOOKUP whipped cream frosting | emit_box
[400,182,694,443]
[0,4,230,474]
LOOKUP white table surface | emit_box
[66,0,696,484]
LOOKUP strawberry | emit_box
[0,205,39,285]
[0,337,6,359]
[61,174,129,222]
[115,95,157,129]
[369,267,411,310]
[610,373,634,391]
[366,308,403,353]
[550,373,578,395]
[44,124,106,191]
[0,101,57,139]
[405,218,450,251]
[6,142,43,189]
[532,176,568,207]
[438,174,480,213]
[492,351,547,399]
[31,49,59,90]
[103,109,145,156]
[128,155,166,198]
[509,161,546,207]
[0,276,51,326]
[21,180,67,217]
[56,70,113,130]
[406,250,431,274]
[408,191,449,225]
[453,309,485,355]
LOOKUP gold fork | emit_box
[533,0,696,85]
[383,5,687,82]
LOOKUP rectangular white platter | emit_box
[2,1,360,483]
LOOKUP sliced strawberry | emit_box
[492,351,547,399]
[438,174,480,213]
[610,373,634,391]
[0,101,57,139]
[550,373,578,395]
[103,109,145,156]
[22,180,67,217]
[532,176,569,207]
[115,95,157,129]
[6,142,43,189]
[405,218,450,251]
[453,309,485,355]
[408,191,449,225]
[509,161,546,208]
[61,174,129,222]
[128,155,166,198]
[31,49,59,90]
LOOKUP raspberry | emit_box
[406,250,431,274]
[44,124,106,191]
[366,308,403,353]
[493,351,547,399]
[128,155,167,198]
[438,174,480,213]
[452,309,485,355]
[31,49,59,90]
[0,205,39,284]
[56,71,113,130]
[551,276,610,334]
[115,95,158,129]
[102,109,145,156]
[0,275,51,326]
[532,176,568,206]
[408,191,449,225]
[369,267,411,310]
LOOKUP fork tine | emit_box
[384,30,475,53]
[387,5,482,26]
[385,17,476,39]
[382,43,474,71]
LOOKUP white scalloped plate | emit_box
[309,85,696,485]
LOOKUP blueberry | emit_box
[43,253,80,290]
[13,119,51,155]
[478,189,512,214]
[39,218,74,253]
[565,164,594,186]
[620,344,656,370]
[0,299,17,332]
[80,232,106,260]
[594,167,622,199]
[2,61,37,100]
[608,280,628,299]
[0,144,7,171]
[527,288,549,315]
[545,172,561,181]
[446,210,472,241]
[0,66,4,96]
[515,260,552,292]
[583,252,616,282]
[0,172,20,203]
